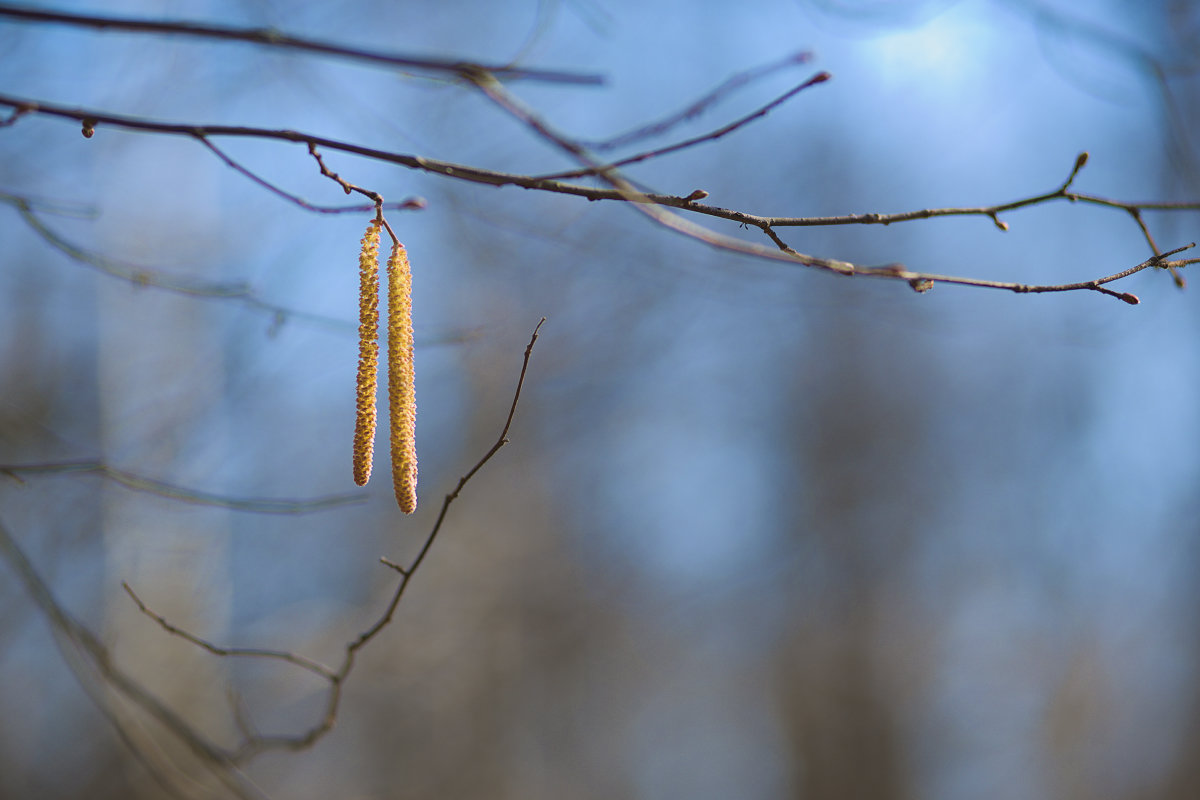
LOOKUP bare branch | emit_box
[3,189,484,342]
[1,189,357,333]
[582,49,813,151]
[110,320,546,762]
[464,73,1197,303]
[122,583,337,680]
[234,317,546,760]
[1,460,364,514]
[541,71,831,180]
[0,3,603,85]
[0,518,266,798]
[200,138,426,214]
[3,92,1197,301]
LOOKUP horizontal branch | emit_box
[0,3,603,85]
[0,189,361,333]
[3,93,1197,301]
[7,93,1197,231]
[2,460,364,514]
[466,71,1198,304]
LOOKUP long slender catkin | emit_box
[352,220,381,486]
[386,240,418,514]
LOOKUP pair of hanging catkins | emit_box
[352,219,417,514]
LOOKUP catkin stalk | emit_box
[386,241,418,513]
[352,220,381,486]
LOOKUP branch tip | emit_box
[379,557,407,575]
[1062,151,1089,191]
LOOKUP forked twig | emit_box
[464,73,1197,303]
[122,583,337,680]
[541,71,831,180]
[121,319,547,762]
[583,50,812,151]
[201,138,426,214]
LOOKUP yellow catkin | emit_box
[352,220,381,486]
[386,240,418,513]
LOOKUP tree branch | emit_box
[122,583,337,680]
[0,3,603,85]
[1,460,364,514]
[117,319,546,762]
[1,189,357,333]
[464,71,1197,303]
[2,92,1197,301]
[580,49,813,151]
[0,517,265,799]
[199,138,426,215]
[540,70,831,180]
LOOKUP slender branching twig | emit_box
[541,71,831,180]
[119,319,546,762]
[582,50,812,151]
[122,583,338,681]
[464,72,1198,303]
[200,138,425,214]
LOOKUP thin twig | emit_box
[200,138,425,214]
[582,50,811,151]
[4,93,1197,300]
[463,70,861,275]
[0,189,356,332]
[6,92,1198,229]
[541,71,831,180]
[307,142,381,205]
[3,189,481,341]
[465,74,1197,303]
[0,518,266,798]
[233,317,545,761]
[851,244,1197,305]
[122,583,337,680]
[2,460,364,514]
[0,4,603,85]
[111,320,546,761]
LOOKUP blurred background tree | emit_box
[1,1,1199,799]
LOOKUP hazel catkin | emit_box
[386,240,417,514]
[352,220,381,486]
